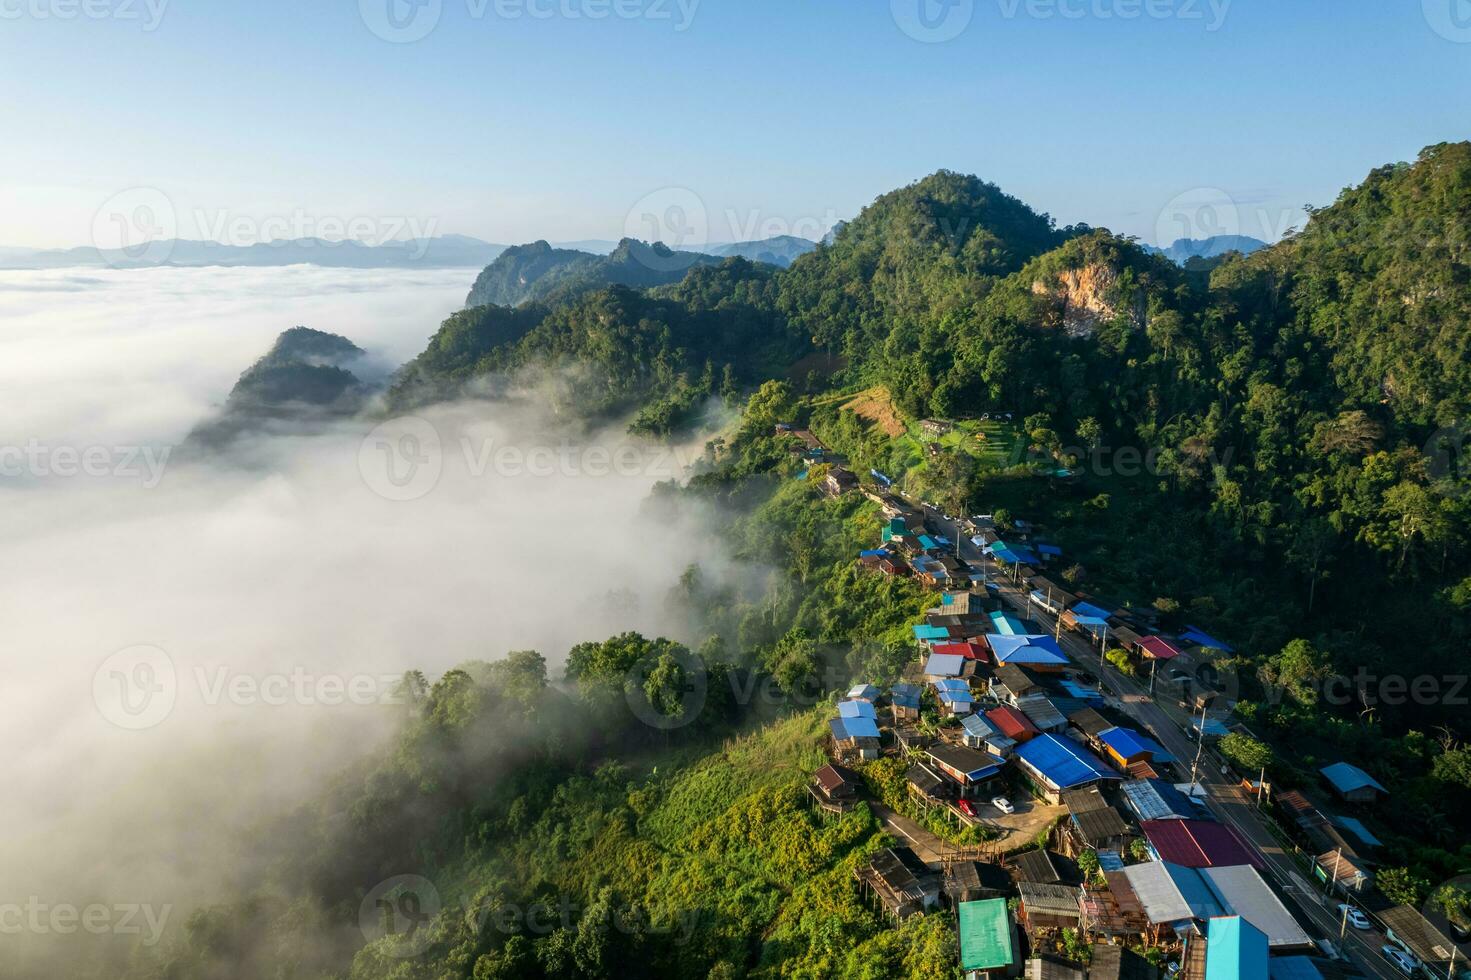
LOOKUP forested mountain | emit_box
[464,239,724,309]
[1147,234,1267,264]
[141,143,1471,980]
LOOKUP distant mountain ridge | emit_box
[0,235,507,270]
[1146,234,1267,264]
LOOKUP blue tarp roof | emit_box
[1206,916,1269,980]
[838,700,877,720]
[1098,726,1158,760]
[924,653,966,676]
[1071,602,1113,620]
[830,716,880,740]
[1015,734,1119,789]
[988,634,1069,666]
[937,689,975,706]
[1038,543,1063,556]
[1182,625,1235,653]
[1192,717,1231,736]
[1268,957,1329,980]
[961,714,996,737]
[918,535,939,550]
[913,624,949,640]
[1058,680,1104,701]
[890,682,922,708]
[934,678,969,693]
[1320,762,1387,795]
[859,548,890,558]
[988,541,1041,565]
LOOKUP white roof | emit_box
[1198,865,1312,949]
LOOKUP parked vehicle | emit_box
[956,799,976,817]
[1337,904,1371,930]
[991,797,1015,815]
[1382,944,1419,976]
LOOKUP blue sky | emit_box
[2,0,1468,249]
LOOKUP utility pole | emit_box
[1326,848,1342,896]
[1256,766,1266,808]
[1339,902,1349,940]
[1188,701,1208,797]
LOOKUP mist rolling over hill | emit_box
[0,235,508,270]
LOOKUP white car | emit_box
[991,796,1015,814]
[1337,904,1370,930]
[1382,944,1419,976]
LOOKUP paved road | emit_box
[905,499,1404,979]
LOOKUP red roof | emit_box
[987,706,1039,741]
[1136,636,1182,660]
[1141,819,1263,870]
[932,641,986,660]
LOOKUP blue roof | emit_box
[1206,916,1269,980]
[1320,762,1386,795]
[838,700,877,720]
[1332,815,1382,847]
[1268,957,1329,980]
[913,624,950,640]
[1058,680,1104,701]
[859,548,890,558]
[989,610,1026,635]
[987,541,1041,566]
[1038,543,1063,557]
[934,678,969,693]
[988,634,1070,666]
[1072,602,1113,620]
[918,535,939,550]
[1015,734,1119,789]
[937,687,975,705]
[924,653,966,676]
[847,683,880,701]
[830,716,880,740]
[1182,625,1235,653]
[890,683,922,708]
[1121,778,1197,821]
[1098,726,1157,760]
[1192,717,1231,736]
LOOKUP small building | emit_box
[989,634,1071,671]
[1096,727,1165,771]
[1318,762,1387,805]
[1134,636,1182,661]
[924,652,969,681]
[1060,787,1131,854]
[909,761,951,804]
[988,705,1041,744]
[847,683,880,703]
[1313,850,1372,893]
[810,764,860,812]
[1016,882,1083,935]
[838,699,878,721]
[962,713,1018,757]
[1069,707,1115,743]
[920,418,955,437]
[1379,904,1459,970]
[926,743,1006,798]
[1017,694,1069,734]
[890,682,923,722]
[1203,915,1269,980]
[1013,734,1121,804]
[859,847,941,920]
[946,860,1012,905]
[992,664,1039,704]
[894,725,931,754]
[1121,778,1197,823]
[958,898,1022,979]
[935,678,977,717]
[1024,959,1085,980]
[829,716,881,761]
[1011,848,1069,885]
[822,466,858,497]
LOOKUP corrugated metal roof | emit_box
[1205,916,1269,980]
[1098,726,1155,760]
[1014,734,1119,790]
[1199,866,1312,949]
[988,705,1040,740]
[924,652,966,676]
[990,634,1070,666]
[958,899,1014,971]
[1137,636,1182,660]
[1122,779,1196,821]
[1143,821,1262,870]
[838,699,877,720]
[1122,862,1227,924]
[1319,762,1386,795]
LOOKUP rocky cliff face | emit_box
[1031,261,1142,338]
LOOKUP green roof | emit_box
[958,898,1014,971]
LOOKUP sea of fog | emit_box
[0,265,732,973]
